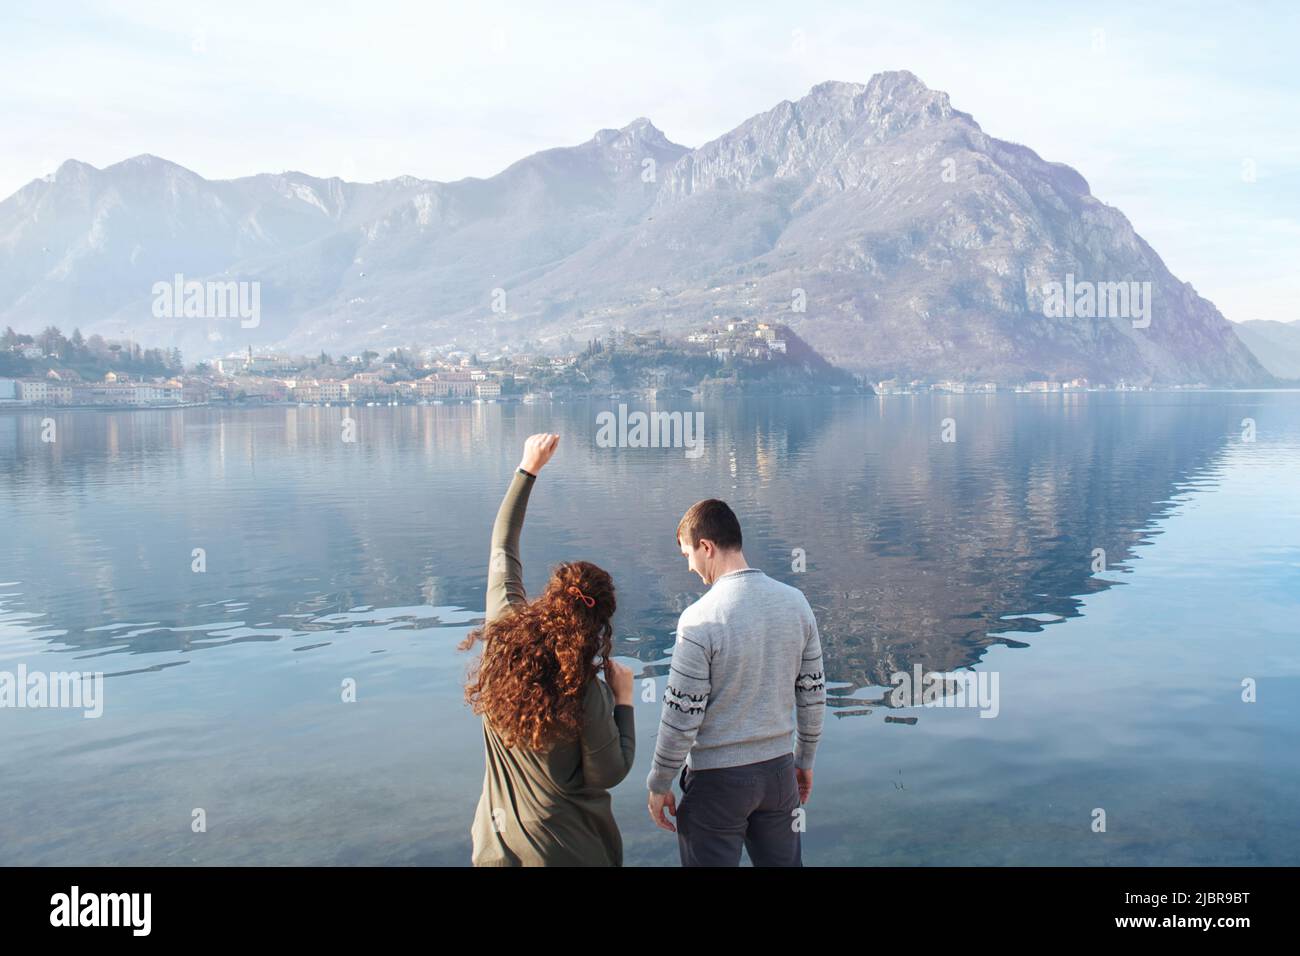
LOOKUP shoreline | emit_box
[4,386,1298,415]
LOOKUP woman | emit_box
[460,432,636,866]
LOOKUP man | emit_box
[646,498,826,866]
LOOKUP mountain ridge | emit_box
[0,71,1270,385]
[1232,319,1300,381]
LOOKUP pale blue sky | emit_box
[2,0,1296,323]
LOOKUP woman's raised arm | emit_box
[484,433,560,624]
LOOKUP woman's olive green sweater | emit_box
[469,468,636,866]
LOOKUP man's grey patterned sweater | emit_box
[646,568,826,794]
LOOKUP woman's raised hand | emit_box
[519,433,560,475]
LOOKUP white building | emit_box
[317,380,349,401]
[133,384,165,403]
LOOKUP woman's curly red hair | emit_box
[459,561,616,750]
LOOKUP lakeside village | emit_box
[1,319,1189,410]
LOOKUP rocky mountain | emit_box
[0,71,1270,385]
[1232,320,1300,381]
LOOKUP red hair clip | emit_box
[567,585,596,608]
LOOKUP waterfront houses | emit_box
[1,372,186,407]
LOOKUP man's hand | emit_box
[648,790,678,832]
[519,433,559,475]
[796,767,813,804]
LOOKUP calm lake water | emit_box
[1,392,1297,865]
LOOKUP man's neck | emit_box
[709,551,751,584]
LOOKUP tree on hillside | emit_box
[38,326,66,357]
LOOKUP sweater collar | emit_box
[714,567,759,583]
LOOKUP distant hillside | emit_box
[1233,320,1300,381]
[534,322,867,396]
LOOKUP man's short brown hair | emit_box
[676,499,743,551]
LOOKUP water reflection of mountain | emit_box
[686,394,1237,696]
[472,396,1238,704]
[0,397,1238,694]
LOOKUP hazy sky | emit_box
[3,0,1297,323]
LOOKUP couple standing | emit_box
[460,433,827,866]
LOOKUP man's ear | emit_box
[700,539,715,559]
